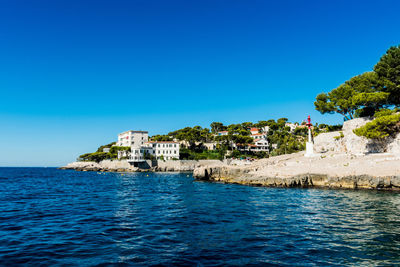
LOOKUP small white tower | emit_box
[305,115,314,157]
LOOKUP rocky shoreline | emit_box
[59,159,225,173]
[193,168,400,190]
[192,152,400,191]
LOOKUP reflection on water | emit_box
[0,168,399,266]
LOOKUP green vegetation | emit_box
[314,72,388,120]
[315,45,400,140]
[179,147,224,160]
[78,145,130,162]
[315,45,400,120]
[266,119,306,156]
[374,45,400,106]
[151,135,173,141]
[333,131,344,140]
[96,142,116,152]
[354,110,400,139]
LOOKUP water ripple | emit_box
[0,167,399,266]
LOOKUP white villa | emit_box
[116,130,180,163]
[129,141,180,162]
[253,138,269,151]
[237,138,269,153]
[117,130,148,147]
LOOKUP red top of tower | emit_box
[306,115,312,129]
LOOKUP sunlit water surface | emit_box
[0,167,399,266]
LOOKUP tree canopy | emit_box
[374,45,400,106]
[315,72,389,119]
[315,45,400,119]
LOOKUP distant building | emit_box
[249,128,260,135]
[254,139,269,151]
[203,142,217,150]
[117,130,148,147]
[128,141,180,162]
[262,126,270,133]
[237,138,269,153]
[285,123,299,133]
[217,131,229,136]
[251,133,267,139]
[150,141,180,160]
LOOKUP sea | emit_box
[0,167,399,266]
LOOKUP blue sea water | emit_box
[0,168,400,266]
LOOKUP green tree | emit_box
[210,122,226,133]
[254,120,268,128]
[374,45,400,106]
[314,72,389,119]
[96,142,116,152]
[151,135,173,141]
[241,122,254,129]
[277,118,288,127]
[314,84,357,120]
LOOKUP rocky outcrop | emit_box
[314,117,400,154]
[60,159,225,172]
[193,166,400,190]
[60,160,138,172]
[193,150,400,191]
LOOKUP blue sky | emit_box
[1,0,399,166]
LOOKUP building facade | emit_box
[117,130,148,147]
[237,138,269,152]
[128,141,180,162]
[251,133,267,139]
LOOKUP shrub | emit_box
[333,131,344,140]
[78,152,111,162]
[354,113,400,139]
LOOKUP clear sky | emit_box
[1,0,399,166]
